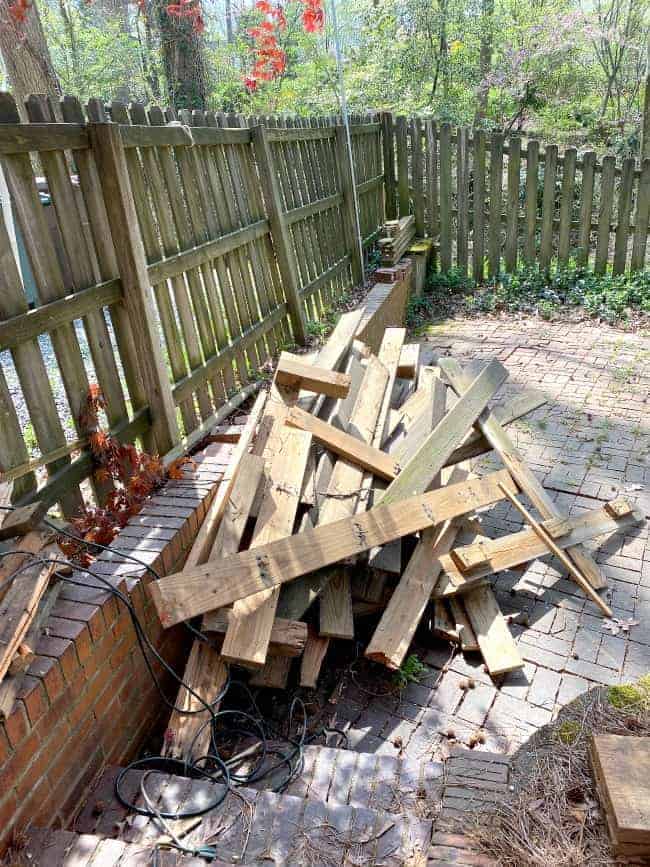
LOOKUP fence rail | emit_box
[382,115,650,279]
[0,94,383,517]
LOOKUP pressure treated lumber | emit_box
[220,420,311,667]
[0,501,47,541]
[163,453,265,761]
[433,600,460,643]
[385,367,437,440]
[276,352,351,399]
[285,406,399,481]
[150,469,517,626]
[184,390,266,571]
[462,585,524,676]
[366,517,462,669]
[439,358,609,591]
[316,356,390,639]
[300,630,330,688]
[379,360,508,505]
[203,610,307,657]
[397,343,420,379]
[498,481,612,617]
[449,499,640,575]
[448,596,480,652]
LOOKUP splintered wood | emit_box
[150,297,644,760]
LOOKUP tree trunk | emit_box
[475,0,494,122]
[642,74,650,160]
[0,0,61,116]
[155,1,208,110]
[225,0,233,43]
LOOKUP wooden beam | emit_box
[498,482,612,617]
[285,406,399,481]
[439,358,609,591]
[0,501,47,541]
[448,499,641,576]
[448,596,480,652]
[276,352,351,399]
[300,630,330,688]
[379,360,508,505]
[397,343,420,379]
[220,414,311,668]
[203,610,307,657]
[183,390,267,571]
[462,585,524,676]
[150,469,517,626]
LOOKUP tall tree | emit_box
[155,0,208,109]
[0,0,61,112]
[476,0,494,121]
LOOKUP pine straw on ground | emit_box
[465,682,650,867]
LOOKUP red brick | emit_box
[26,656,65,704]
[67,664,112,731]
[16,677,47,727]
[0,726,10,765]
[46,617,93,665]
[46,714,95,789]
[59,748,104,826]
[3,704,29,749]
[35,634,80,684]
[13,773,52,828]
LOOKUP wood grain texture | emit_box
[439,357,609,591]
[150,469,517,626]
[462,584,524,676]
[276,352,351,398]
[379,359,508,505]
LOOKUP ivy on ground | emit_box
[408,263,650,331]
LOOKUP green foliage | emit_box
[427,262,650,325]
[608,675,650,709]
[393,653,428,690]
[556,720,581,745]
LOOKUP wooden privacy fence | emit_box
[0,93,384,517]
[382,115,650,279]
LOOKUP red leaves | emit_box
[166,0,204,34]
[244,0,322,91]
[61,385,178,565]
[300,0,324,33]
[7,0,31,24]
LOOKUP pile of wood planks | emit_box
[150,314,644,761]
[378,215,417,266]
[0,485,59,718]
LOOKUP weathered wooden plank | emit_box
[439,123,452,271]
[577,150,596,266]
[595,155,616,274]
[463,584,523,676]
[220,399,311,668]
[448,596,480,652]
[613,157,634,274]
[438,358,609,591]
[285,406,399,481]
[365,485,464,669]
[504,137,521,272]
[379,360,508,505]
[524,139,539,263]
[184,391,267,571]
[395,116,409,216]
[472,129,487,282]
[539,144,558,270]
[203,610,307,657]
[558,147,577,264]
[488,133,504,277]
[446,500,641,578]
[397,343,420,379]
[631,158,650,271]
[276,352,351,398]
[300,630,330,688]
[149,469,517,626]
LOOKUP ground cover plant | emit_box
[408,263,650,332]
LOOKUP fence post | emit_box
[395,116,409,217]
[335,124,364,286]
[251,124,307,344]
[381,112,396,221]
[88,121,180,455]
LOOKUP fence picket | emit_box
[578,151,596,267]
[456,126,469,273]
[539,144,558,270]
[504,136,521,272]
[396,115,409,217]
[631,158,650,271]
[472,130,486,283]
[596,155,616,274]
[439,123,452,271]
[411,117,425,236]
[524,139,539,263]
[613,157,634,274]
[488,133,504,277]
[557,147,577,265]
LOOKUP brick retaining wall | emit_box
[0,442,233,850]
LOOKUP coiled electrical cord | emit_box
[0,508,347,830]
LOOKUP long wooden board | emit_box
[276,352,351,398]
[462,584,524,676]
[439,358,608,590]
[184,390,266,571]
[379,360,508,505]
[203,610,307,657]
[150,469,518,626]
[285,405,399,481]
